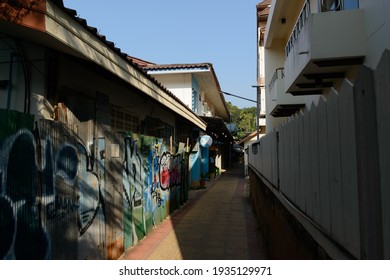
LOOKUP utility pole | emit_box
[252,85,263,140]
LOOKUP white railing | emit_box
[285,0,311,57]
[251,82,361,257]
[268,67,284,92]
[285,0,360,57]
[249,59,389,259]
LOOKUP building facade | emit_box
[0,0,209,259]
[137,62,234,187]
[250,0,390,259]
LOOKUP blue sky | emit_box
[63,0,261,109]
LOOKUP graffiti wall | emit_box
[121,133,187,249]
[0,109,188,259]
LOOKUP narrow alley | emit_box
[119,168,268,260]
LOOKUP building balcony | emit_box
[268,68,305,117]
[284,2,365,95]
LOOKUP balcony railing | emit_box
[268,67,305,118]
[285,0,311,57]
[283,0,364,95]
[268,67,285,93]
[285,0,360,58]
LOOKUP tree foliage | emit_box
[226,102,257,140]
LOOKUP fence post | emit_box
[374,50,390,259]
[354,65,383,259]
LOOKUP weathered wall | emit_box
[248,168,329,260]
[0,109,188,260]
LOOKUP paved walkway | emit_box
[119,168,268,260]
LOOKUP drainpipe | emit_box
[252,85,262,140]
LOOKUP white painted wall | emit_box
[264,39,289,131]
[149,73,193,109]
[361,0,390,69]
[263,0,372,132]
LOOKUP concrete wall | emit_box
[248,168,329,259]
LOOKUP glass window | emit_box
[320,0,359,12]
[343,0,359,10]
[320,0,341,12]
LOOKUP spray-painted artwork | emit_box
[0,110,188,259]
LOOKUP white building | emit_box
[130,60,234,184]
[250,0,390,259]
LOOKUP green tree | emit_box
[226,102,257,140]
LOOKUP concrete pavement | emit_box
[119,168,268,260]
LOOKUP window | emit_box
[111,107,139,132]
[343,0,359,10]
[319,0,359,12]
[192,76,199,114]
[320,0,341,11]
[192,88,198,113]
[141,117,173,146]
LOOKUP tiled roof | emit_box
[258,7,270,17]
[138,61,231,122]
[52,1,228,122]
[143,63,211,71]
[56,2,202,123]
[127,56,154,68]
[256,0,271,9]
[257,0,270,19]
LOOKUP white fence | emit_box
[249,51,390,259]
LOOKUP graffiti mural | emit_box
[0,110,188,259]
[0,129,48,260]
[121,134,186,248]
[0,119,105,259]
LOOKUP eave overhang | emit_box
[145,63,231,122]
[200,116,234,144]
[0,0,207,131]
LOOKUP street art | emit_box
[0,111,188,259]
[122,134,186,248]
[0,122,105,259]
[0,129,48,260]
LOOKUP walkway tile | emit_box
[119,168,268,260]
